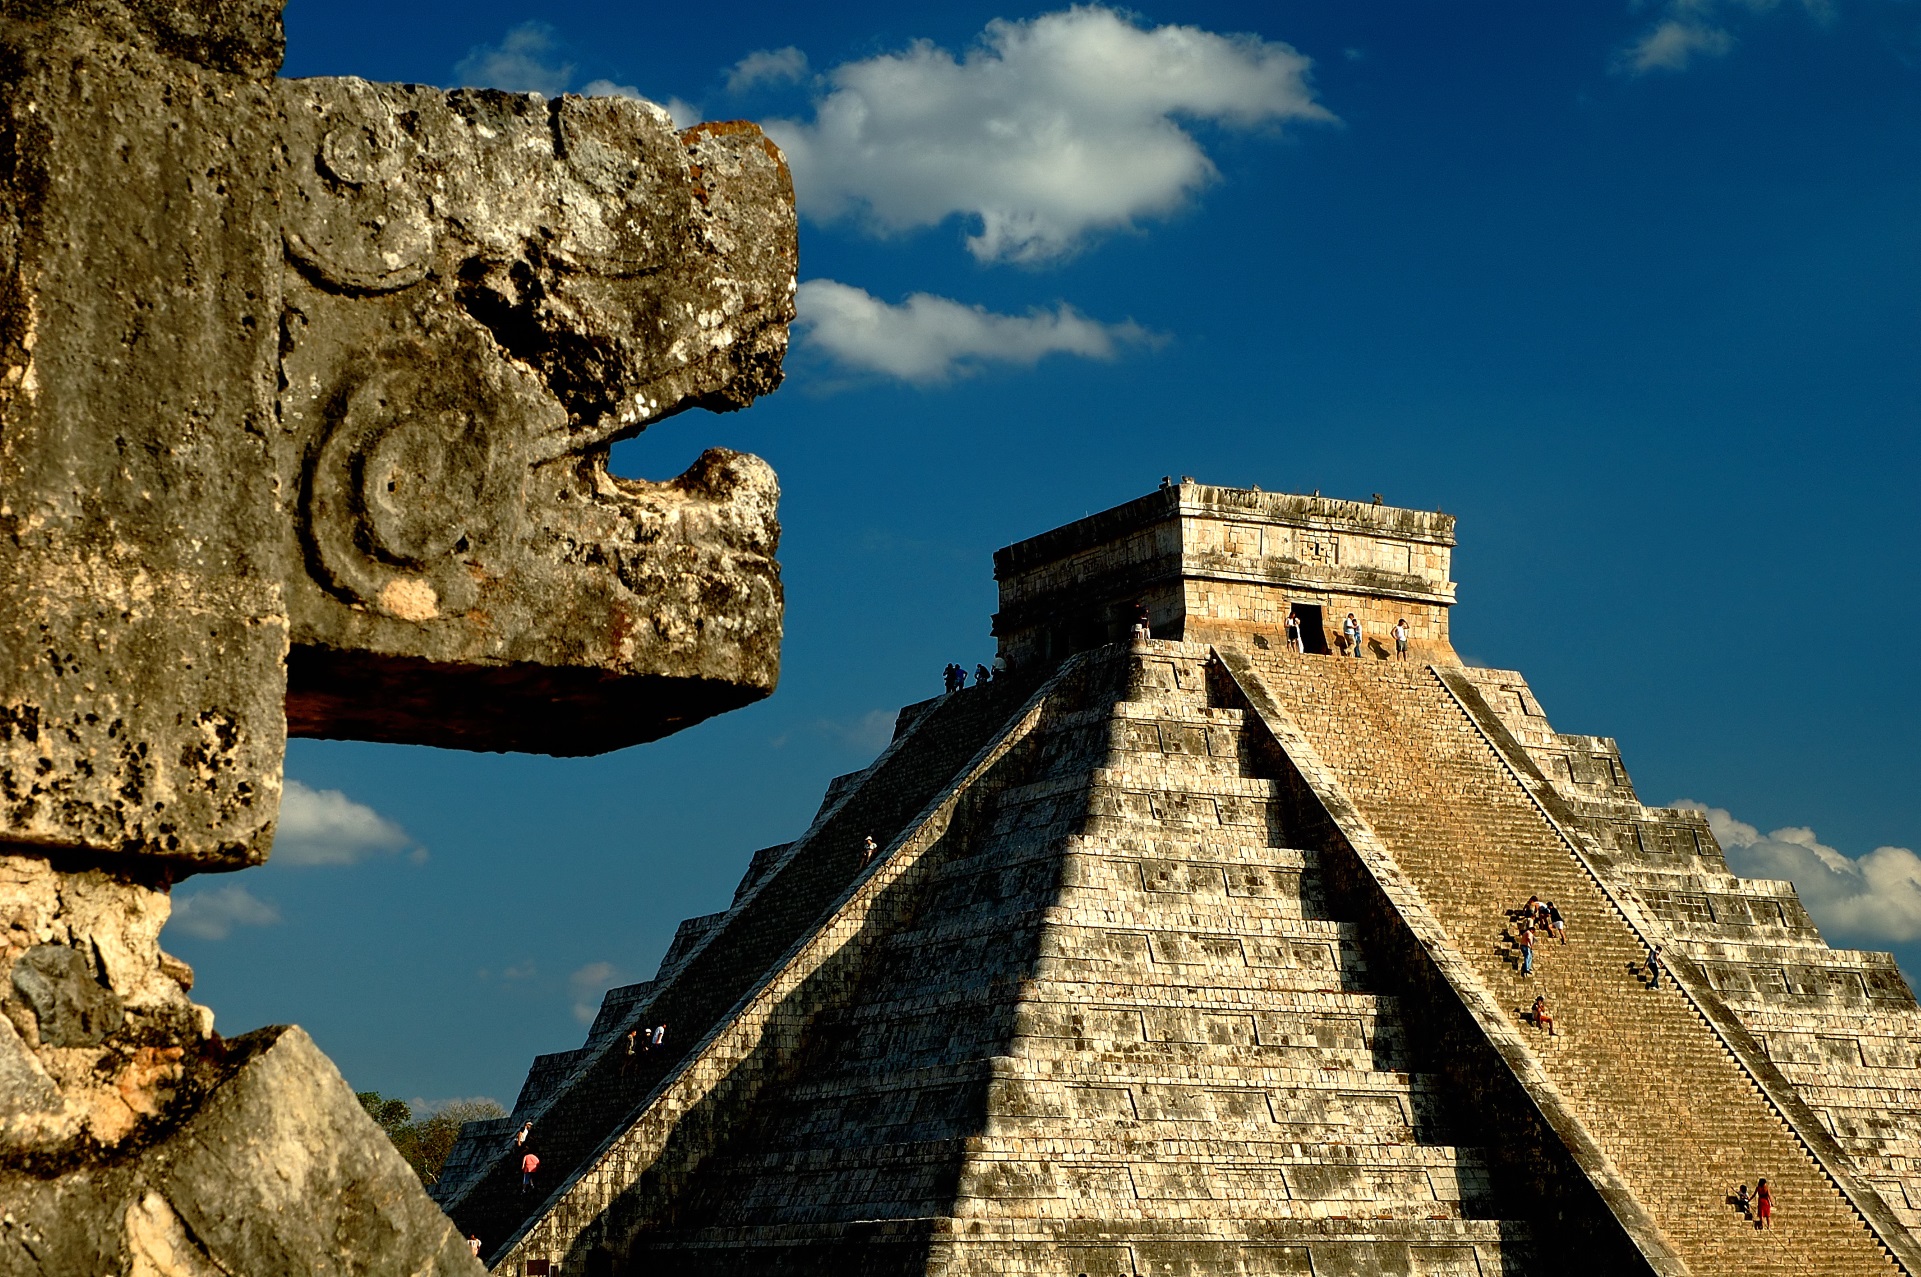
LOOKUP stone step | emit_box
[768,1056,1440,1104]
[1241,653,1903,1274]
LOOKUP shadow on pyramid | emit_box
[437,483,1921,1277]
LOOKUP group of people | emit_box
[942,662,994,692]
[1281,612,1414,660]
[1511,896,1569,1035]
[512,1020,671,1198]
[515,1120,538,1192]
[1510,895,1568,976]
[1734,1177,1776,1228]
[622,1022,668,1072]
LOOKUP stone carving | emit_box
[0,0,795,1266]
[277,79,791,754]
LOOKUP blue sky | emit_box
[164,0,1921,1109]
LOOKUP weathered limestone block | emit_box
[0,855,207,1161]
[0,0,797,1253]
[0,1024,482,1276]
[0,4,796,868]
[0,0,290,870]
[277,79,792,753]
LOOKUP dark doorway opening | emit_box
[1289,603,1330,654]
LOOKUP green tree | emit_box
[356,1091,506,1185]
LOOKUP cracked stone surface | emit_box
[278,79,792,755]
[0,1025,484,1276]
[0,0,796,1261]
[0,2,795,871]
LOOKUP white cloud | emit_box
[1621,18,1735,73]
[766,7,1333,264]
[1676,801,1921,943]
[1617,0,1828,75]
[817,709,897,753]
[577,81,700,127]
[578,78,639,98]
[797,279,1153,383]
[569,961,621,1024]
[727,46,809,94]
[455,21,575,96]
[275,779,416,867]
[456,29,697,124]
[170,884,281,941]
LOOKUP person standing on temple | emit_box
[1393,618,1409,661]
[1344,613,1362,658]
[1286,612,1304,653]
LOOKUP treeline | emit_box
[357,1091,506,1185]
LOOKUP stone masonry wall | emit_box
[994,485,1456,671]
[480,643,1692,1276]
[1237,648,1906,1274]
[1457,665,1921,1235]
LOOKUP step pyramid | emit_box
[437,483,1921,1277]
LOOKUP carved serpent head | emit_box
[276,79,796,754]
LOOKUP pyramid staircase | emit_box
[1228,647,1907,1275]
[476,643,1571,1275]
[628,642,1547,1274]
[449,643,1921,1277]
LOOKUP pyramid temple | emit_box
[435,482,1921,1277]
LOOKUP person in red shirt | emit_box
[1755,1177,1773,1229]
[521,1151,540,1191]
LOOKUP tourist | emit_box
[1755,1177,1772,1229]
[943,663,963,693]
[1393,618,1409,661]
[1344,613,1362,658]
[521,1151,539,1191]
[1531,995,1555,1035]
[1646,944,1662,990]
[1546,900,1567,944]
[651,1023,666,1048]
[514,1120,532,1152]
[1286,613,1304,653]
[468,1235,483,1258]
[861,834,877,867]
[1736,1183,1753,1219]
[623,1028,638,1073]
[975,663,992,685]
[1518,920,1535,975]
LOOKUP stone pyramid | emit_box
[437,483,1921,1276]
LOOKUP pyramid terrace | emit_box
[439,484,1921,1277]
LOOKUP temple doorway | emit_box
[1289,602,1330,654]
